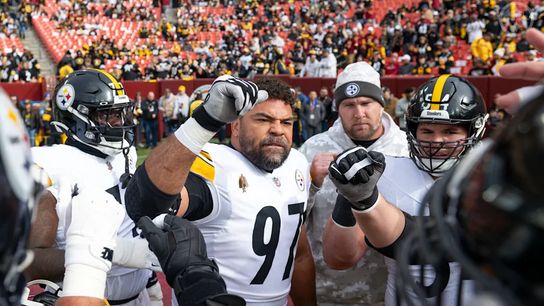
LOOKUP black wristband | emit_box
[192,105,225,132]
[332,195,356,227]
[351,186,379,212]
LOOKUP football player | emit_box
[0,87,244,306]
[298,61,408,306]
[26,69,162,305]
[1,87,38,306]
[124,75,317,305]
[323,75,488,306]
[326,88,544,306]
[0,87,125,306]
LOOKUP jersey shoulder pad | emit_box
[190,149,215,182]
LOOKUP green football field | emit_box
[136,147,152,166]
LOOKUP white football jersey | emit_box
[378,156,472,306]
[184,144,311,306]
[31,144,152,301]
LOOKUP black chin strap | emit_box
[120,147,133,188]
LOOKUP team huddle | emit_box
[1,29,544,306]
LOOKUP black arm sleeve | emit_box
[364,211,419,259]
[183,172,214,221]
[124,163,181,222]
[365,212,446,265]
[124,162,215,222]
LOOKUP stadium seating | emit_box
[28,0,538,78]
[0,37,24,54]
[33,0,161,63]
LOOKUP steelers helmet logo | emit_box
[56,84,75,110]
[345,83,360,97]
[295,169,305,191]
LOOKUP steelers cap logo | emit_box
[345,83,360,97]
[56,84,75,110]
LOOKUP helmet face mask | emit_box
[409,135,471,174]
[53,69,135,156]
[85,98,134,143]
[406,75,488,176]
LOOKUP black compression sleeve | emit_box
[365,212,443,265]
[365,211,416,259]
[183,172,214,221]
[124,163,181,222]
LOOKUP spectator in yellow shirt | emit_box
[471,32,494,63]
[59,64,74,79]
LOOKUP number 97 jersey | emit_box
[190,143,310,306]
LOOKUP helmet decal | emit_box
[51,69,134,157]
[55,84,75,110]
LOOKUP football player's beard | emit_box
[240,135,290,172]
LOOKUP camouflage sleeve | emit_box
[305,183,320,220]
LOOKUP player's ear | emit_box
[231,119,240,138]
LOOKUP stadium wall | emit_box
[1,77,537,108]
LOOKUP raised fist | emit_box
[328,147,385,212]
[310,152,337,188]
[193,75,269,132]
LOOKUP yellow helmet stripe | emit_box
[89,68,125,96]
[430,74,451,110]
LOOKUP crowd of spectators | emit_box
[1,0,33,38]
[47,0,544,81]
[1,48,41,82]
[0,0,42,82]
[3,0,544,83]
[50,0,157,31]
[10,93,59,146]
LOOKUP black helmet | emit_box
[52,69,134,157]
[0,89,38,305]
[406,74,488,175]
[398,95,544,306]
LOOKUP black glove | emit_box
[328,147,386,212]
[137,215,211,284]
[138,215,245,306]
[192,75,268,132]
